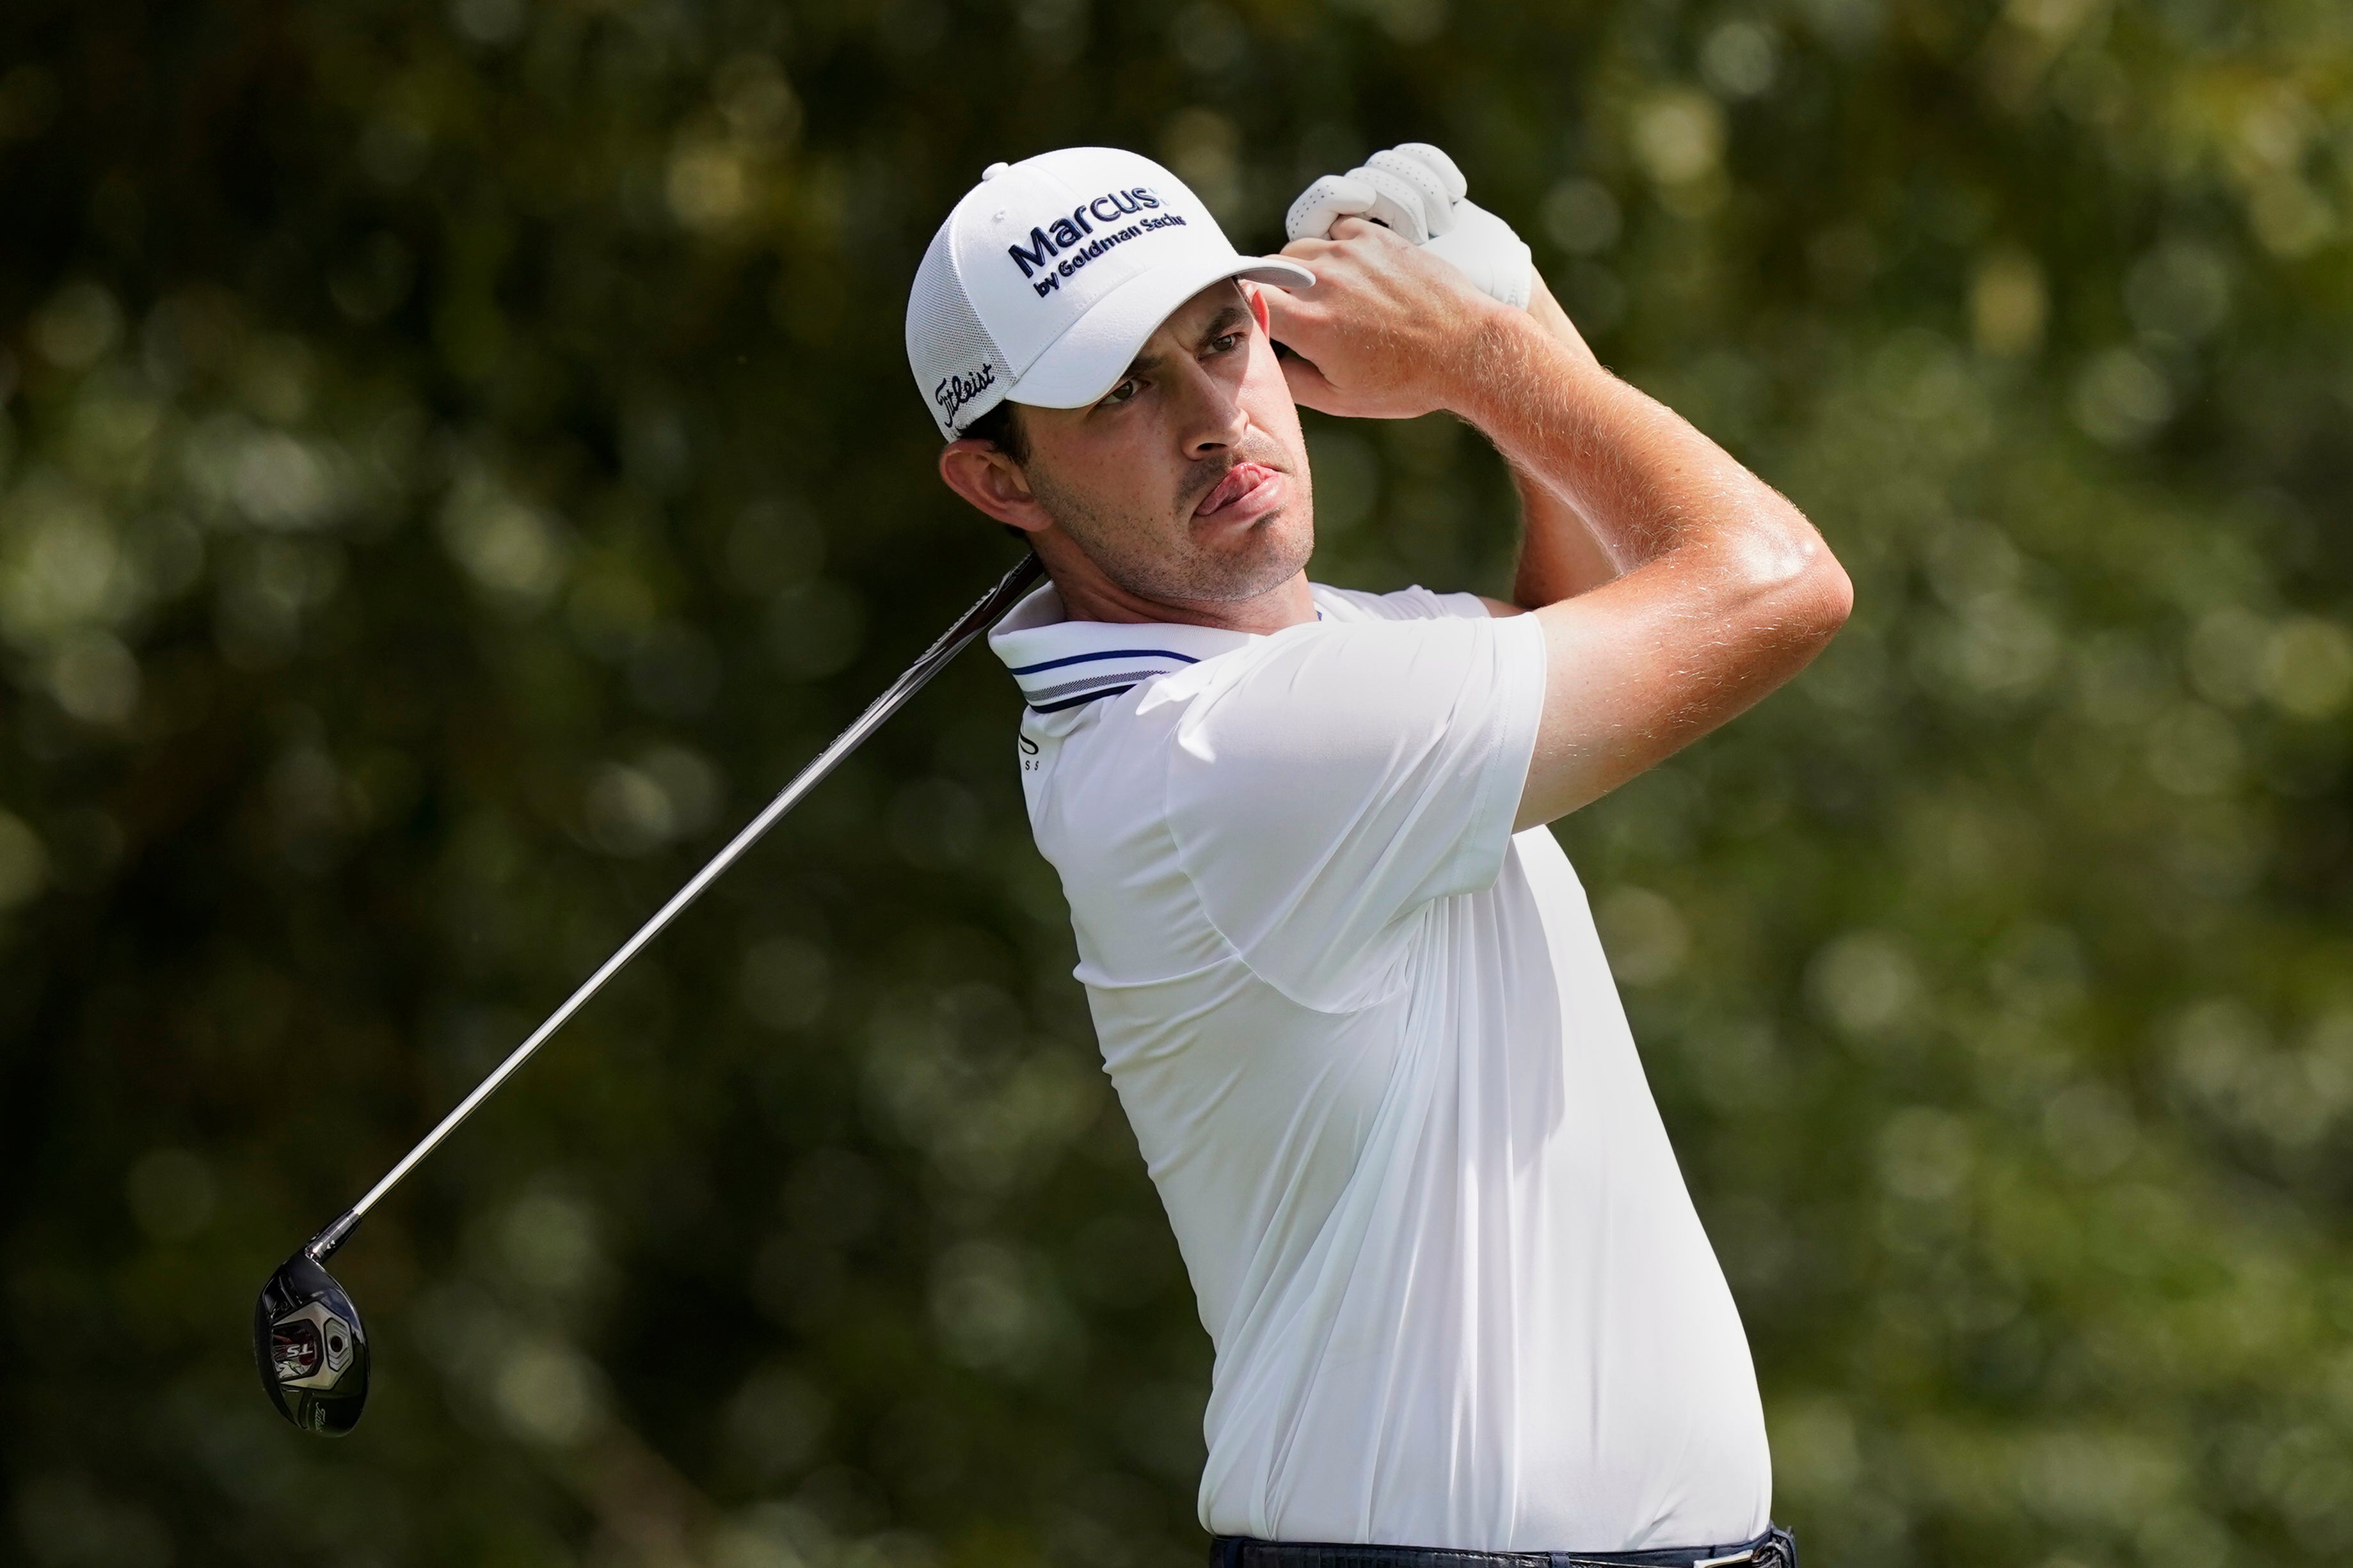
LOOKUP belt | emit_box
[1210,1524,1797,1568]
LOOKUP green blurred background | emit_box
[3,1,2350,1564]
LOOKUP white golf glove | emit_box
[1284,143,1533,312]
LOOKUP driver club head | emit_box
[253,1249,369,1435]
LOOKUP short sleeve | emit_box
[1161,612,1547,1012]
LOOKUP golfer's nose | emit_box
[1174,361,1249,461]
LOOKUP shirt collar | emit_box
[989,582,1258,713]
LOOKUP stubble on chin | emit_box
[1032,459,1315,606]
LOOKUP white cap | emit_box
[906,147,1315,441]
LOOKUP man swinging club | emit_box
[907,143,1851,1568]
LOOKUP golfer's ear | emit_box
[937,439,1049,534]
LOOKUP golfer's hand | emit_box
[1286,142,1535,312]
[1262,218,1516,420]
[1266,217,1601,419]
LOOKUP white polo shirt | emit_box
[991,580,1770,1553]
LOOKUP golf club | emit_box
[255,550,1046,1435]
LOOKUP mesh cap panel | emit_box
[905,219,1009,441]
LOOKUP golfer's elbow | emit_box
[1786,533,1853,653]
[1730,496,1850,657]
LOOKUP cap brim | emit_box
[1009,252,1318,410]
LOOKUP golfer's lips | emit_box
[1194,461,1284,521]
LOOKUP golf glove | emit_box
[1284,143,1533,312]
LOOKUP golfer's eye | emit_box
[1101,379,1140,406]
[1208,333,1243,354]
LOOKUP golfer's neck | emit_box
[1037,540,1316,635]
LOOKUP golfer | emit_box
[906,146,1850,1568]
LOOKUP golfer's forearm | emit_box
[1450,313,1807,583]
[1452,305,1849,828]
[1508,464,1620,607]
[1498,278,1622,605]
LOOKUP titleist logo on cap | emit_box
[1007,187,1188,296]
[934,362,998,425]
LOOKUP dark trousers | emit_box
[1211,1523,1797,1568]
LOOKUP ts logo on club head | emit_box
[272,1301,356,1386]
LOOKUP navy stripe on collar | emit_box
[1032,683,1139,713]
[990,582,1256,711]
[1008,647,1200,677]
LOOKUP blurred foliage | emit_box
[1,0,2350,1565]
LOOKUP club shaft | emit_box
[344,553,1046,1224]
